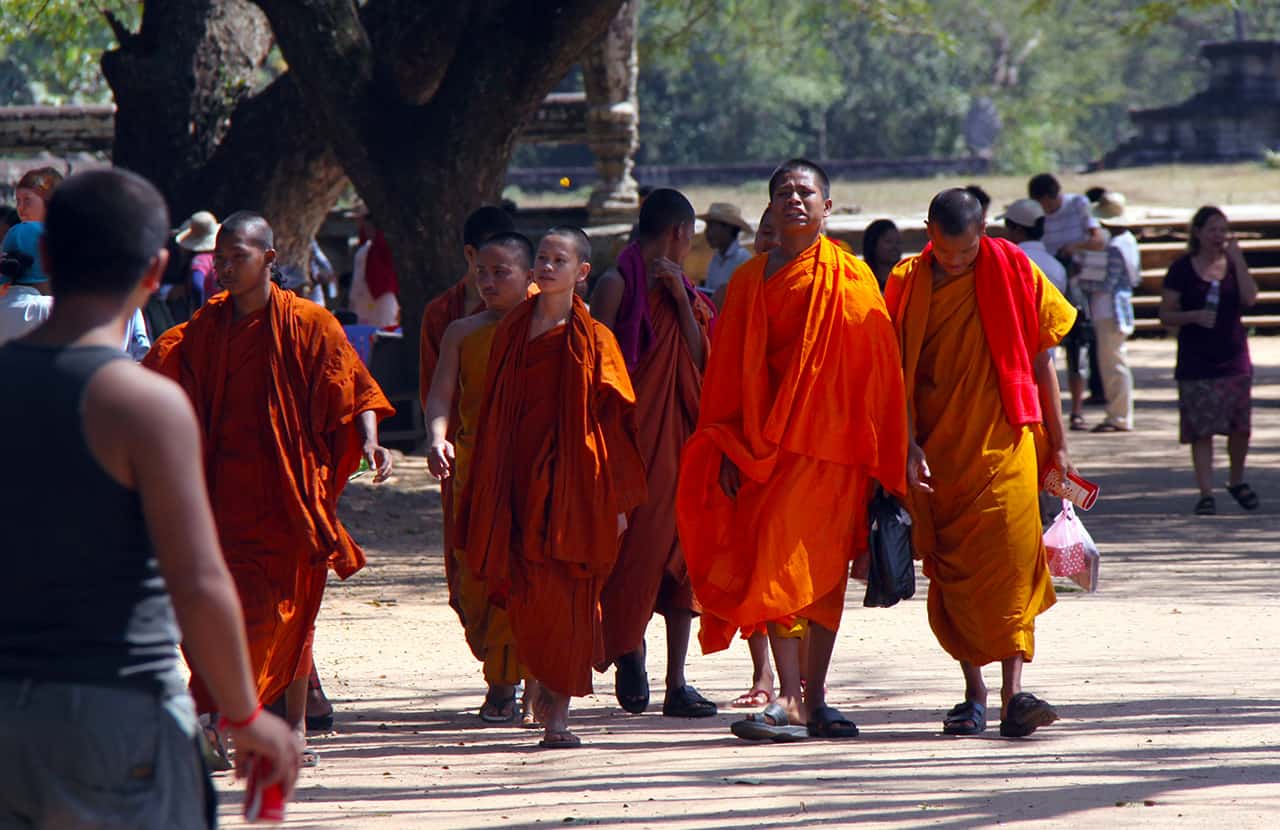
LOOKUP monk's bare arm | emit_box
[1033,349,1073,474]
[356,409,393,482]
[590,271,623,329]
[423,322,466,479]
[87,364,301,787]
[670,286,707,370]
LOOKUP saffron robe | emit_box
[457,296,647,696]
[677,236,908,654]
[886,252,1075,665]
[144,284,393,709]
[451,321,519,686]
[599,284,713,667]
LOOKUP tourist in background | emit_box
[860,218,901,291]
[1000,200,1067,295]
[700,202,754,300]
[1087,192,1140,433]
[1158,206,1259,515]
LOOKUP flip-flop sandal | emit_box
[806,705,858,738]
[301,748,320,768]
[730,702,807,742]
[305,712,335,733]
[942,700,987,736]
[1069,413,1087,431]
[1227,483,1260,511]
[1090,422,1127,433]
[999,692,1058,738]
[1194,495,1216,516]
[478,692,518,724]
[662,685,718,718]
[538,731,581,749]
[614,650,649,715]
[198,722,233,772]
[520,710,542,729]
[730,689,774,709]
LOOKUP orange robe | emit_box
[887,255,1075,665]
[598,286,712,666]
[677,237,908,654]
[450,321,519,686]
[145,285,394,710]
[457,296,647,696]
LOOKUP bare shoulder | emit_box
[592,269,624,297]
[445,310,498,342]
[86,360,198,439]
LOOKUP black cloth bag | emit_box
[864,490,915,608]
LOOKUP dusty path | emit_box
[217,338,1280,829]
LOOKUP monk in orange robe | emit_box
[423,233,534,724]
[144,212,394,752]
[457,226,647,748]
[677,159,908,741]
[590,189,717,719]
[884,188,1076,739]
[418,206,517,617]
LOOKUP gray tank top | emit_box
[0,342,182,692]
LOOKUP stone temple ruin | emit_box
[1106,40,1280,167]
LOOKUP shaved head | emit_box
[637,189,695,241]
[544,225,592,264]
[927,188,985,237]
[219,211,274,250]
[464,206,516,249]
[479,232,534,270]
[769,158,831,199]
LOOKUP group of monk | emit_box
[419,158,1077,748]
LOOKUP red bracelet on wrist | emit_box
[218,703,263,731]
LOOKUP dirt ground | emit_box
[216,337,1280,829]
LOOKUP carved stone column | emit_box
[582,0,639,222]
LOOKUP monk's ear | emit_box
[823,197,833,220]
[576,261,592,283]
[263,247,277,268]
[463,245,478,269]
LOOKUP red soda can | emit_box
[243,755,286,823]
[1041,468,1100,511]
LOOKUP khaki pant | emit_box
[1094,317,1133,429]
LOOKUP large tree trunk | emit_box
[101,0,345,267]
[252,0,626,370]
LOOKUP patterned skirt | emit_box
[1177,374,1252,444]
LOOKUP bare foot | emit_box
[521,679,542,728]
[538,686,572,745]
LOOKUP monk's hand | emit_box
[652,257,688,303]
[1052,445,1077,480]
[228,711,303,799]
[617,512,628,538]
[907,442,934,493]
[718,454,741,498]
[364,442,394,483]
[427,441,455,481]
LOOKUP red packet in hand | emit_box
[244,755,286,823]
[1041,468,1099,511]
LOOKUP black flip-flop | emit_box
[730,702,807,742]
[806,705,858,738]
[1194,495,1216,516]
[614,649,649,714]
[538,731,581,749]
[662,684,718,718]
[479,691,518,724]
[1069,413,1088,432]
[942,700,987,736]
[999,692,1058,738]
[1227,483,1260,511]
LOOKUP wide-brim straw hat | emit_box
[176,210,220,252]
[1092,192,1140,227]
[698,202,754,234]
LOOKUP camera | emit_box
[0,250,33,280]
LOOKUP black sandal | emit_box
[806,705,859,739]
[614,649,649,714]
[1069,413,1087,432]
[942,700,987,736]
[1226,483,1260,511]
[999,692,1058,738]
[662,684,718,718]
[1194,495,1216,516]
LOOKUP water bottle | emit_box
[1203,280,1220,328]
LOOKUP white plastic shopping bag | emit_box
[1042,500,1100,592]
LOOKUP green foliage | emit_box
[0,0,139,104]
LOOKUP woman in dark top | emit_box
[1159,206,1259,515]
[861,218,902,291]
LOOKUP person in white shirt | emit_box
[0,227,53,344]
[1000,199,1068,295]
[1086,192,1141,432]
[699,202,754,303]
